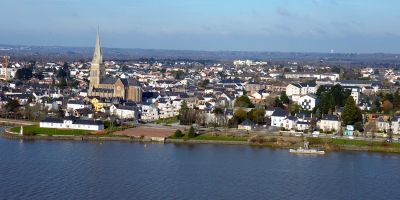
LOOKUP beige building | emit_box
[88,29,142,102]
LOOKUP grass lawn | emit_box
[153,117,178,124]
[11,125,93,135]
[330,138,400,147]
[194,135,248,141]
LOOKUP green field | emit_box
[11,125,93,135]
[331,138,400,147]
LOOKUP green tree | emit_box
[178,100,189,125]
[174,129,183,137]
[341,96,359,125]
[316,85,326,96]
[5,99,19,113]
[373,98,381,108]
[280,91,289,104]
[273,96,284,108]
[252,107,266,124]
[55,105,65,118]
[284,68,291,72]
[315,108,321,119]
[234,108,248,124]
[15,68,33,80]
[188,126,195,138]
[234,95,254,108]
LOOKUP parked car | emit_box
[348,136,355,139]
[294,133,302,137]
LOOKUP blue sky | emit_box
[2,0,400,53]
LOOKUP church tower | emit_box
[89,28,104,96]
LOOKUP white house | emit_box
[286,83,319,97]
[116,106,138,119]
[67,100,92,111]
[238,119,254,131]
[297,94,320,111]
[265,107,284,117]
[40,116,104,130]
[282,116,297,130]
[271,110,290,127]
[141,103,159,121]
[317,115,342,132]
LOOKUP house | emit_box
[141,102,159,121]
[116,106,138,119]
[286,83,318,97]
[390,116,400,135]
[238,119,254,130]
[317,115,342,132]
[67,100,92,111]
[282,116,297,130]
[297,94,320,111]
[40,116,104,130]
[265,107,284,117]
[271,110,290,127]
[358,102,372,111]
[376,116,390,132]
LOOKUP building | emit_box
[238,119,254,130]
[88,29,142,102]
[342,86,361,104]
[141,102,159,121]
[317,115,342,132]
[271,110,290,127]
[297,94,320,111]
[40,116,104,130]
[286,83,318,97]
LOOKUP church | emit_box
[88,29,142,102]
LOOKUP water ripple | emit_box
[1,136,400,199]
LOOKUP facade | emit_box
[376,116,390,132]
[88,29,142,102]
[297,94,320,110]
[271,110,290,127]
[40,116,104,130]
[141,103,160,121]
[286,83,318,97]
[238,119,254,130]
[317,115,342,132]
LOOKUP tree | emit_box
[234,95,254,108]
[199,79,210,88]
[374,69,379,75]
[252,107,266,124]
[315,108,321,119]
[284,68,291,72]
[5,99,19,113]
[179,100,189,125]
[373,98,381,108]
[354,122,363,133]
[382,100,394,110]
[265,96,275,107]
[55,105,65,118]
[273,97,284,108]
[280,91,289,104]
[234,108,248,123]
[316,85,326,96]
[341,96,359,125]
[174,129,183,137]
[188,126,195,138]
[15,68,33,80]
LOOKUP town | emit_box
[1,31,399,142]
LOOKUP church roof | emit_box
[92,28,102,64]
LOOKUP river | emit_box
[1,131,399,199]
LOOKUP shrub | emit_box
[382,140,389,146]
[308,137,323,145]
[279,127,285,131]
[319,129,324,133]
[174,129,183,137]
[188,126,195,138]
[23,131,36,136]
[140,135,144,139]
[269,137,277,142]
[249,137,257,143]
[258,137,265,144]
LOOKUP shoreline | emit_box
[2,131,400,153]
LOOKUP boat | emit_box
[289,148,325,154]
[289,139,325,154]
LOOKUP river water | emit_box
[1,131,400,199]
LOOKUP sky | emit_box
[2,0,400,53]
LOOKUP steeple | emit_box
[92,28,102,64]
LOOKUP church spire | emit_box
[92,28,102,64]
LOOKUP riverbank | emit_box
[3,131,400,153]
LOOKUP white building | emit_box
[317,115,342,132]
[141,103,159,121]
[271,110,290,127]
[40,116,104,130]
[342,86,361,104]
[116,106,138,119]
[286,83,318,97]
[297,94,320,111]
[67,100,92,111]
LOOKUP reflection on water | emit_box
[0,136,399,199]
